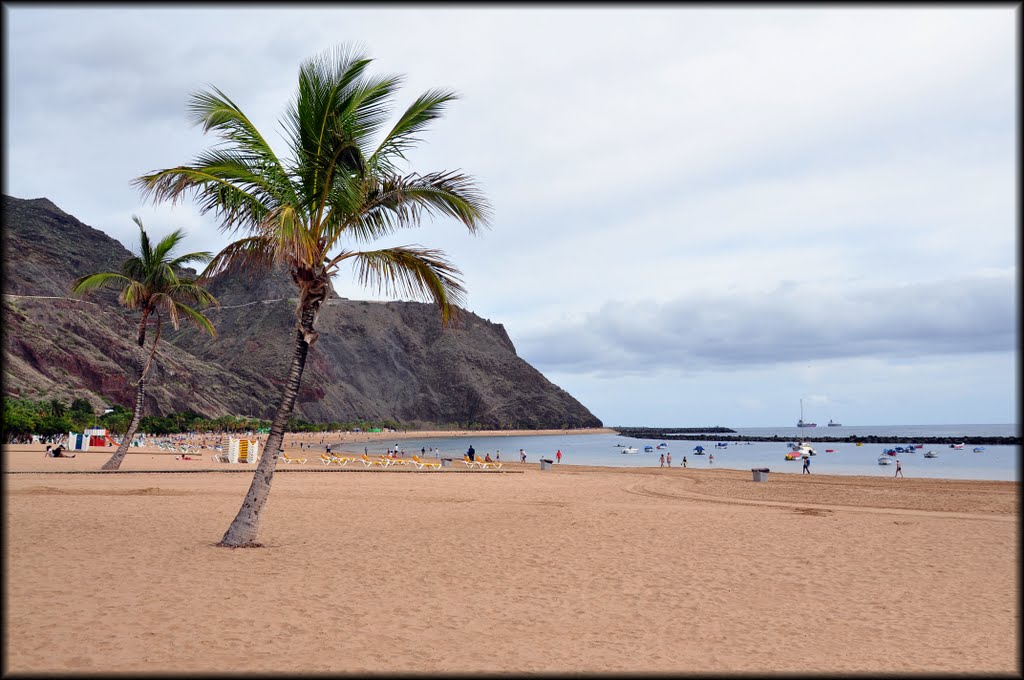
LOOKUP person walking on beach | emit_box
[666,452,672,467]
[556,449,562,464]
[895,460,904,478]
[467,445,476,462]
[802,456,811,474]
[682,456,687,468]
[659,452,665,467]
[520,448,527,463]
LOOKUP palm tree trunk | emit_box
[218,301,318,547]
[100,311,152,471]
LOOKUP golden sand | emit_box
[4,442,1018,674]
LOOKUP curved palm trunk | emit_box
[218,301,319,547]
[101,311,157,471]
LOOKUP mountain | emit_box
[2,195,602,429]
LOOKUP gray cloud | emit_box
[517,273,1016,376]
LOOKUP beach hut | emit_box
[67,432,89,452]
[228,438,259,464]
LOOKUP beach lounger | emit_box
[319,453,336,466]
[333,455,352,466]
[211,452,230,463]
[478,459,502,470]
[463,455,482,468]
[280,452,306,465]
[411,455,442,470]
[361,454,386,467]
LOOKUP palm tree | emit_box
[71,217,218,470]
[134,44,491,547]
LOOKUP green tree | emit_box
[71,217,218,470]
[47,399,67,419]
[3,398,40,442]
[135,45,490,547]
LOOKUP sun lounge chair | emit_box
[361,453,386,467]
[332,455,352,466]
[280,452,306,465]
[211,452,230,463]
[478,458,502,470]
[319,453,336,466]
[463,455,482,468]
[411,455,442,470]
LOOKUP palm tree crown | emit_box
[135,43,492,328]
[72,216,218,345]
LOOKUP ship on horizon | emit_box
[797,398,816,428]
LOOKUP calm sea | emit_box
[339,424,1019,482]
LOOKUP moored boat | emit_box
[950,443,965,449]
[621,447,639,454]
[827,419,841,427]
[643,446,654,452]
[923,450,938,458]
[973,447,985,452]
[877,456,892,465]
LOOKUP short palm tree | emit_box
[71,217,218,470]
[134,44,491,547]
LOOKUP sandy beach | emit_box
[4,441,1019,674]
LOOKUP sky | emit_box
[3,4,1019,427]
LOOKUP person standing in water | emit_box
[666,451,672,467]
[895,460,904,478]
[659,453,665,467]
[556,449,562,464]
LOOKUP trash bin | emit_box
[751,467,770,482]
[539,458,554,471]
[441,458,453,468]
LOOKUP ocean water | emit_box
[341,424,1019,482]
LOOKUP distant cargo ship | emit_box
[827,419,842,427]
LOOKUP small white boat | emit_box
[793,442,816,457]
[620,447,639,454]
[644,446,654,452]
[923,451,938,458]
[950,443,965,449]
[877,456,892,465]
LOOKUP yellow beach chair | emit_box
[319,453,335,466]
[411,455,442,470]
[361,454,386,467]
[280,452,306,465]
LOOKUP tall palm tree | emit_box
[71,217,218,470]
[134,44,491,547]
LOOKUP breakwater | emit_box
[614,428,1019,446]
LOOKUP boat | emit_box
[973,447,985,453]
[656,443,667,449]
[791,442,816,457]
[715,442,728,449]
[883,449,897,456]
[693,445,705,454]
[827,419,841,427]
[877,456,892,465]
[785,453,802,460]
[620,447,639,454]
[923,450,938,458]
[824,449,835,453]
[950,443,965,450]
[797,399,817,427]
[643,446,654,452]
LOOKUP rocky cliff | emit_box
[2,195,602,429]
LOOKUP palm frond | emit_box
[370,88,458,173]
[202,236,278,281]
[341,245,467,325]
[328,171,491,247]
[70,272,132,296]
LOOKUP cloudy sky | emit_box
[4,5,1018,427]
